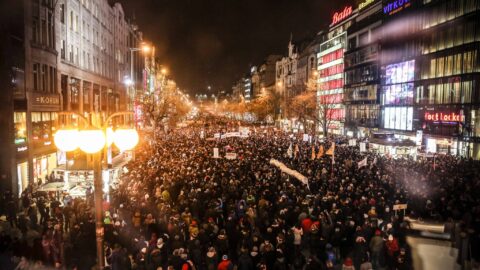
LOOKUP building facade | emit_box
[1,0,140,196]
[317,5,357,135]
[344,0,382,138]
[379,0,480,158]
[276,40,299,118]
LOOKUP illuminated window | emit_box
[14,112,27,145]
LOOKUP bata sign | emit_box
[383,0,411,15]
[425,112,464,122]
[332,6,353,25]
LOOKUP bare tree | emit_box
[288,76,338,136]
[249,88,282,123]
[139,83,190,135]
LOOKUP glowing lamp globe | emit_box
[106,127,115,147]
[78,129,106,154]
[54,129,79,152]
[113,128,139,151]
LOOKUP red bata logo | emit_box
[424,112,464,122]
[332,6,353,25]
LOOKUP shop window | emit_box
[14,112,27,145]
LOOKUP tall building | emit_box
[257,55,282,95]
[317,5,357,135]
[297,35,322,92]
[378,0,480,158]
[0,0,140,196]
[344,0,383,138]
[276,39,299,118]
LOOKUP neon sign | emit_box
[424,112,464,123]
[332,6,353,25]
[383,0,411,15]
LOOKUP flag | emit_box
[326,143,335,156]
[316,145,324,159]
[358,157,368,168]
[326,142,335,164]
[294,144,300,158]
[287,143,293,158]
[311,146,315,160]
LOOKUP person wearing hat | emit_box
[369,229,385,269]
[342,257,355,270]
[217,254,234,270]
[205,246,219,270]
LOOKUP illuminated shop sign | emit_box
[17,146,28,152]
[332,6,353,25]
[383,0,411,15]
[359,0,375,10]
[424,112,464,123]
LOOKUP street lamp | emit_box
[128,44,153,109]
[54,112,138,270]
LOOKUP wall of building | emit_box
[2,0,140,196]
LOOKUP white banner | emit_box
[200,130,205,139]
[214,133,221,139]
[360,142,367,152]
[302,134,309,142]
[269,159,308,186]
[349,139,357,146]
[225,152,237,160]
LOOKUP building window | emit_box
[32,19,40,44]
[60,4,65,23]
[69,45,74,62]
[70,10,73,30]
[41,64,47,92]
[61,40,65,59]
[33,63,40,91]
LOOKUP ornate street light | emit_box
[53,111,138,270]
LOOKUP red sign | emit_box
[332,6,353,25]
[424,112,464,122]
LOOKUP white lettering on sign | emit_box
[35,96,60,105]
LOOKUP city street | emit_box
[1,0,480,269]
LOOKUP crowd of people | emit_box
[1,121,479,270]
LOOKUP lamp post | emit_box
[128,44,152,110]
[54,111,139,270]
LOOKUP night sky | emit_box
[116,0,351,95]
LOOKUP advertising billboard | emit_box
[385,60,415,85]
[383,83,414,105]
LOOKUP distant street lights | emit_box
[54,111,139,270]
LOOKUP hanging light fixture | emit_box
[113,128,139,151]
[54,129,80,152]
[78,129,106,154]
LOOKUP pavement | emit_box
[407,236,461,270]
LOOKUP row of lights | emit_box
[54,128,139,154]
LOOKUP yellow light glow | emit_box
[78,129,106,154]
[106,127,114,147]
[113,128,139,151]
[54,129,80,152]
[142,45,151,53]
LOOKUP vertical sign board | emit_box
[213,148,220,158]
